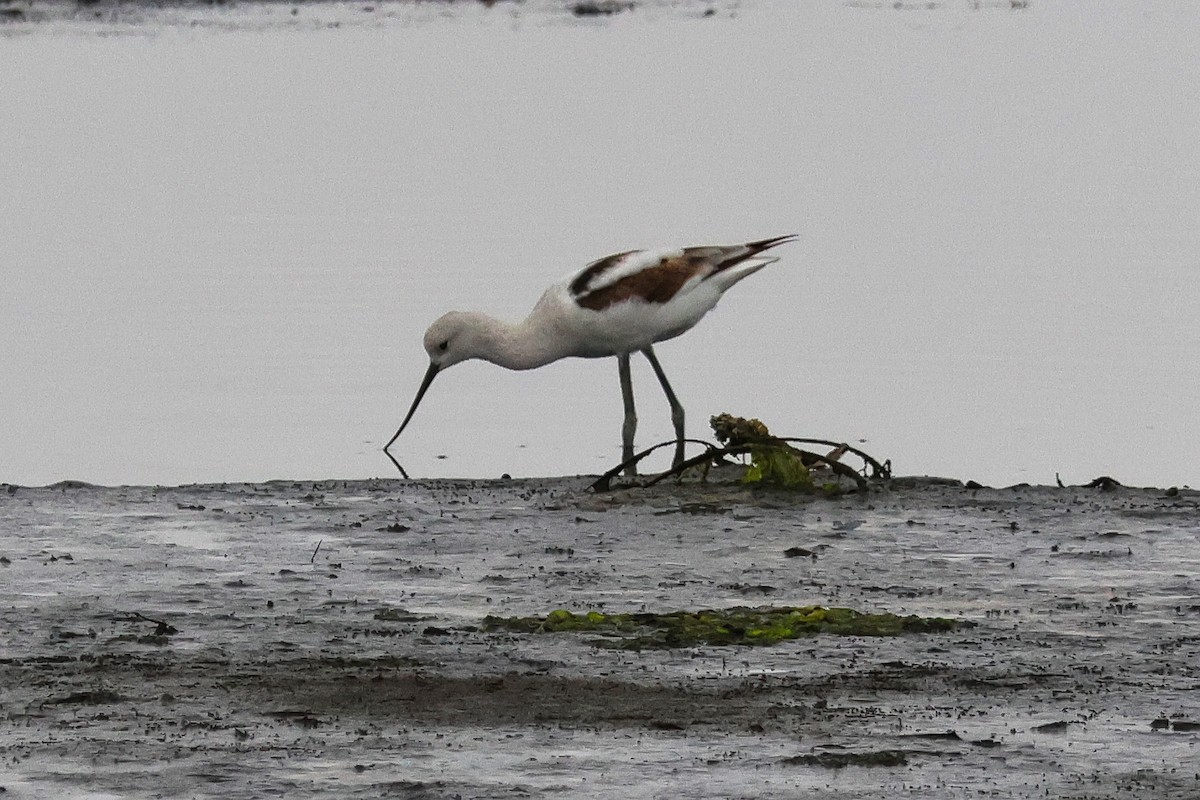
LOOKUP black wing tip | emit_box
[709,233,799,276]
[746,234,800,251]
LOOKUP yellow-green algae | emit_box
[709,413,832,491]
[482,606,959,650]
[743,446,814,489]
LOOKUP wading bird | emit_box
[385,234,797,474]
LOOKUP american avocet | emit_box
[385,234,797,473]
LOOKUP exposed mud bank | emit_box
[1,476,1198,797]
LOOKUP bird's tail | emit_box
[705,234,798,290]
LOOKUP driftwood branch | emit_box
[124,611,179,636]
[1084,475,1122,491]
[648,443,869,492]
[590,439,720,492]
[763,437,891,480]
[590,438,881,493]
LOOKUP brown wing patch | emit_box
[574,254,710,311]
[569,250,635,297]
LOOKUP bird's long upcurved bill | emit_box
[385,361,439,453]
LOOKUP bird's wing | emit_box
[568,236,797,312]
[569,248,693,311]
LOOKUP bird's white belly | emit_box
[567,289,720,358]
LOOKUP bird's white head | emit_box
[422,310,486,370]
[384,310,493,454]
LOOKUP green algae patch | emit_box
[712,413,814,490]
[482,606,959,650]
[743,446,814,489]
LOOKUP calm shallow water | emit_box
[2,0,1198,487]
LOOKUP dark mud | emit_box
[0,0,711,31]
[1,475,1198,798]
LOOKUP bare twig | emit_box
[764,437,891,480]
[643,443,869,492]
[640,445,736,488]
[590,439,720,492]
[126,611,178,636]
[311,540,323,563]
[591,428,888,493]
[1085,476,1122,491]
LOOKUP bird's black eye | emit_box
[438,340,449,352]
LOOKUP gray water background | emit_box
[2,0,1197,488]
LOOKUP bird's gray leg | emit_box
[618,353,638,476]
[641,346,685,468]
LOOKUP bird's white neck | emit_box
[458,311,567,371]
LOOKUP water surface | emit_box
[2,0,1197,486]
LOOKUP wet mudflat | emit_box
[1,475,1198,798]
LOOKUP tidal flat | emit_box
[2,475,1198,798]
